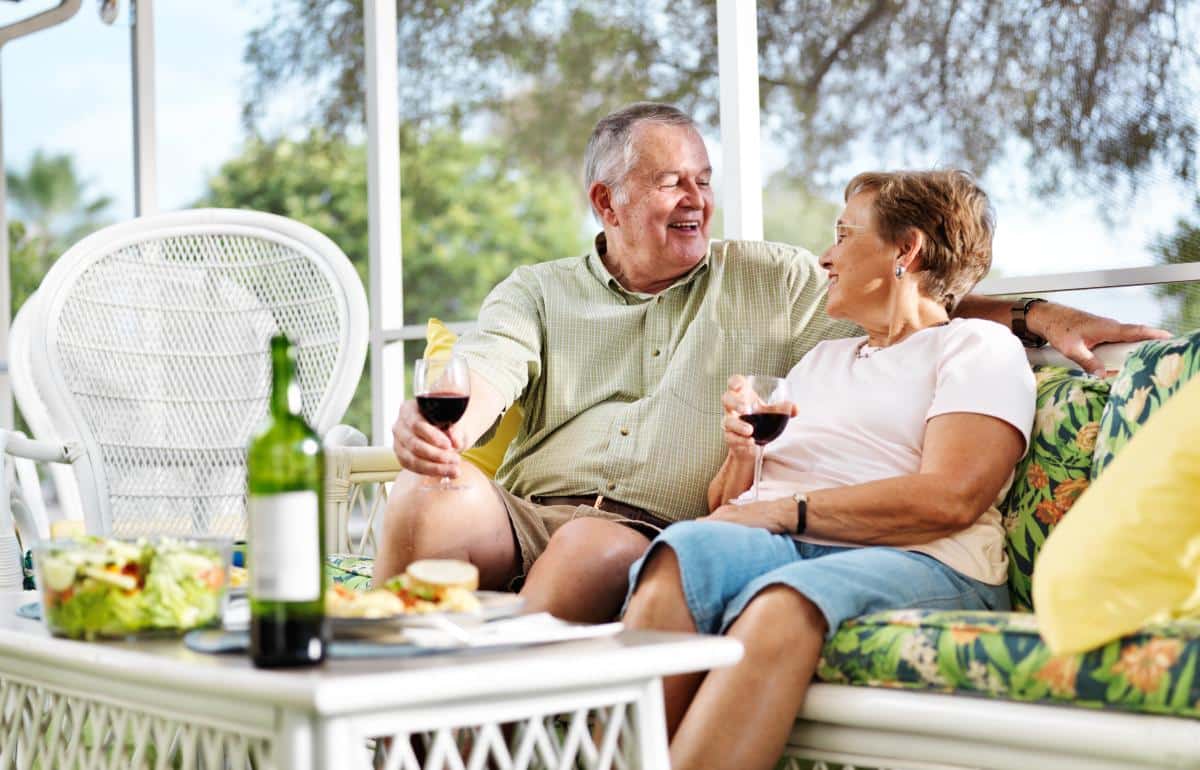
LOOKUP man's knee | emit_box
[544,517,651,577]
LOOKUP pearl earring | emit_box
[895,264,904,278]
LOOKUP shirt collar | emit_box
[586,232,710,302]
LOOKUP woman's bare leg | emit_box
[670,585,827,770]
[620,546,707,735]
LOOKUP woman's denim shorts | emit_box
[624,520,1010,639]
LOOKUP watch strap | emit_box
[1011,297,1048,348]
[792,492,808,535]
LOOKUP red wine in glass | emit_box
[739,412,789,445]
[417,392,470,429]
[414,354,471,490]
[739,375,791,501]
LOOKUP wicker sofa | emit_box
[325,332,1200,770]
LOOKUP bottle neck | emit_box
[269,336,301,418]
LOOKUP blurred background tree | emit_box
[5,151,114,317]
[242,1,1196,201]
[195,129,585,431]
[1152,207,1200,333]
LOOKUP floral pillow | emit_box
[1092,330,1200,477]
[1002,366,1109,611]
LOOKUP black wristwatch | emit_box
[791,492,808,535]
[1011,297,1048,348]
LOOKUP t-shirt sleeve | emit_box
[928,320,1036,451]
[453,268,543,410]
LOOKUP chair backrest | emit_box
[12,209,368,538]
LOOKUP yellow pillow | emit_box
[1033,373,1200,655]
[423,318,522,478]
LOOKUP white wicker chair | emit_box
[0,209,369,585]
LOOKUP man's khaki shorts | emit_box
[489,481,667,577]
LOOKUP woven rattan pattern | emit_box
[54,233,344,538]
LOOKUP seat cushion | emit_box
[818,609,1200,719]
[1093,330,1200,476]
[1001,366,1109,610]
[1034,370,1200,654]
[425,318,523,478]
[325,553,374,590]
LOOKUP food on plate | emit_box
[325,558,482,618]
[325,584,406,618]
[34,537,228,640]
[405,558,479,594]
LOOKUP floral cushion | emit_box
[1001,366,1108,611]
[1093,330,1200,477]
[819,609,1200,719]
[325,553,375,591]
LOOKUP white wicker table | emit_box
[0,591,741,770]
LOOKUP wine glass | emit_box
[737,375,791,501]
[414,354,472,490]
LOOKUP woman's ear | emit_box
[898,227,925,271]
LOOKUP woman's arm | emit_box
[707,451,757,511]
[710,411,1025,542]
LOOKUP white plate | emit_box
[329,591,524,638]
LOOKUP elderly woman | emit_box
[621,169,1036,770]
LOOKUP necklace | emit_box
[855,321,950,360]
[855,342,881,359]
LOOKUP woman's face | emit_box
[819,190,898,321]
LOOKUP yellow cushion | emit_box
[423,318,522,478]
[1033,374,1200,655]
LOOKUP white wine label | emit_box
[248,491,320,602]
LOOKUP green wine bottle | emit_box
[246,334,327,667]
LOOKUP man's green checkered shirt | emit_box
[455,236,856,522]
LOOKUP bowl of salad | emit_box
[32,536,231,640]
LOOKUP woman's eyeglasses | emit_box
[834,222,868,244]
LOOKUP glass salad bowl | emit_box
[32,536,231,640]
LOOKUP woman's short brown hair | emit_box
[844,169,994,311]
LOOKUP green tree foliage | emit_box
[196,129,585,324]
[1151,207,1200,334]
[242,0,1197,197]
[761,175,840,256]
[195,130,587,429]
[6,150,113,245]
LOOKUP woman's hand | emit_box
[722,375,798,461]
[707,498,797,534]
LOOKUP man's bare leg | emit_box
[670,586,827,770]
[375,462,521,590]
[520,518,651,623]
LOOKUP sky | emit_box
[0,0,1190,326]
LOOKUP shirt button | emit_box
[607,482,617,491]
[651,349,661,357]
[620,427,630,436]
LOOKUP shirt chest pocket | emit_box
[665,328,785,416]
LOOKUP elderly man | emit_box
[377,102,1165,622]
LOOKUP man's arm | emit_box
[391,371,506,479]
[954,295,1170,375]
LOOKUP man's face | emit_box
[605,123,714,287]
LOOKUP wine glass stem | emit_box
[752,445,764,502]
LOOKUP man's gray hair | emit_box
[584,102,698,214]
